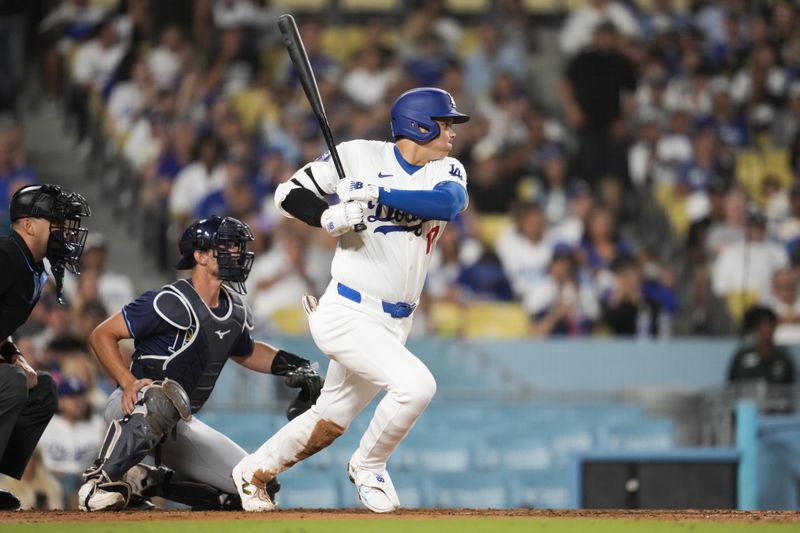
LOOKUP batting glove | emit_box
[336,178,379,203]
[321,202,364,237]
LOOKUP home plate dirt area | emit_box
[3,508,800,523]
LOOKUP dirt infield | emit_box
[3,509,800,524]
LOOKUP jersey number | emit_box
[425,226,440,254]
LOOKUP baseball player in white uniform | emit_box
[232,87,470,512]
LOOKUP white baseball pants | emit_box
[241,283,437,479]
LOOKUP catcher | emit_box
[78,215,322,511]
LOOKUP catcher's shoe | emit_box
[78,477,129,512]
[232,460,277,512]
[0,489,20,510]
[347,460,400,513]
[123,463,171,495]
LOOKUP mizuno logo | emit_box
[214,329,231,339]
[378,172,393,178]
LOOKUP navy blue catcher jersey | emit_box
[122,281,253,359]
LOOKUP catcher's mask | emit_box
[10,184,91,302]
[175,215,255,294]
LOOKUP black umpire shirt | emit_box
[0,231,47,352]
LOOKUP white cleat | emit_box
[347,461,400,513]
[78,479,127,512]
[232,460,277,512]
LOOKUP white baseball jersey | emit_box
[279,140,468,304]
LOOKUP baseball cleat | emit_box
[232,460,277,512]
[78,478,127,512]
[347,461,400,513]
[0,489,20,510]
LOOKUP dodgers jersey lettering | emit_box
[282,140,468,304]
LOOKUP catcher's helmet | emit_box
[390,87,470,143]
[175,215,255,293]
[10,184,91,274]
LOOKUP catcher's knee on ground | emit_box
[125,463,260,510]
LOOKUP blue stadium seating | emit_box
[195,403,677,508]
[277,469,341,509]
[485,435,552,471]
[508,469,571,509]
[595,419,676,451]
[427,471,509,508]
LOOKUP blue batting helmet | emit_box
[390,87,470,143]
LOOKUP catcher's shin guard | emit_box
[85,381,191,482]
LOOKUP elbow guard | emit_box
[275,182,328,227]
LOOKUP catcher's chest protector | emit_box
[134,279,248,413]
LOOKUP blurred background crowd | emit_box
[1,0,800,509]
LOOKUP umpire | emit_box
[0,184,91,510]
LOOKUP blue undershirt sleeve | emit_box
[377,181,467,221]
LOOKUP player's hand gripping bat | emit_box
[278,13,366,232]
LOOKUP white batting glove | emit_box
[320,202,364,237]
[336,178,379,203]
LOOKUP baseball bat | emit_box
[278,13,366,232]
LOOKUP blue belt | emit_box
[337,282,416,318]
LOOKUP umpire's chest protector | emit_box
[135,279,249,413]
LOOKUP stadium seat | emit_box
[277,469,341,508]
[736,148,792,204]
[428,471,510,508]
[521,0,560,13]
[339,0,401,12]
[485,435,552,471]
[402,430,478,472]
[444,0,491,14]
[462,302,530,339]
[537,423,595,467]
[509,469,570,509]
[655,182,690,240]
[596,419,676,451]
[269,306,310,335]
[270,0,330,11]
[634,0,691,11]
[427,301,464,337]
[230,89,278,135]
[725,290,759,328]
[475,214,512,247]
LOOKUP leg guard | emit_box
[84,381,191,482]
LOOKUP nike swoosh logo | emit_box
[214,329,231,339]
[378,172,393,178]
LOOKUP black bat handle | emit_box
[278,14,365,233]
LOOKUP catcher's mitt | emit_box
[284,365,323,420]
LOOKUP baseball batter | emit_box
[233,87,470,512]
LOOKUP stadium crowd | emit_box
[1,0,800,508]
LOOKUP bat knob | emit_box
[354,222,367,233]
